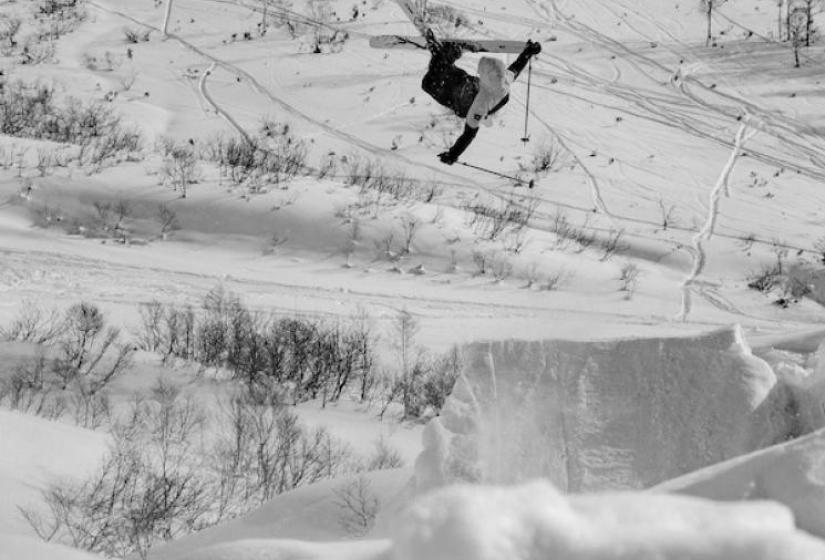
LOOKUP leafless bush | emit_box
[1,300,67,343]
[123,26,151,43]
[212,395,352,517]
[343,155,435,203]
[399,213,420,255]
[136,289,376,405]
[159,139,200,197]
[34,0,88,38]
[82,50,123,72]
[747,261,784,293]
[599,228,628,261]
[0,81,141,163]
[465,196,534,242]
[380,313,460,420]
[525,138,567,174]
[205,123,307,188]
[540,269,571,291]
[0,349,67,420]
[52,302,135,395]
[21,381,209,559]
[365,437,405,471]
[157,203,180,239]
[19,38,56,65]
[550,210,596,252]
[618,262,640,298]
[333,476,379,537]
[0,16,22,51]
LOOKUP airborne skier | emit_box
[420,31,542,165]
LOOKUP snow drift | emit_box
[413,325,800,493]
[149,479,825,560]
[653,426,825,539]
[392,480,825,560]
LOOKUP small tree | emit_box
[789,2,808,66]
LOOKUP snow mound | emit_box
[392,480,825,560]
[171,539,390,560]
[653,426,825,538]
[0,408,109,536]
[150,469,410,560]
[415,326,797,492]
[0,535,103,560]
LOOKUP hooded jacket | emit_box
[466,57,513,129]
[443,57,514,162]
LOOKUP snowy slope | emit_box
[0,409,109,537]
[3,0,825,558]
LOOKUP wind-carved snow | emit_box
[413,326,799,493]
[654,427,825,539]
[393,480,825,560]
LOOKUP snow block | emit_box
[653,426,825,539]
[392,480,825,560]
[416,326,797,492]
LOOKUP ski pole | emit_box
[521,58,533,143]
[458,161,535,188]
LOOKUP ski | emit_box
[370,35,530,53]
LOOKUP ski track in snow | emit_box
[88,1,478,188]
[679,122,755,321]
[0,247,707,332]
[62,0,825,329]
[197,62,255,144]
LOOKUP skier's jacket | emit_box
[444,57,513,161]
[465,57,513,129]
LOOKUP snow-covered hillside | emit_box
[4,0,825,558]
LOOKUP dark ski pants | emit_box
[422,55,478,118]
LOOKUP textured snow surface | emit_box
[654,426,825,539]
[392,480,825,560]
[414,325,801,492]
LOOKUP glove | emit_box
[524,39,542,56]
[438,151,457,165]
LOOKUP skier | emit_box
[420,31,542,165]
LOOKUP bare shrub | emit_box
[123,26,151,43]
[136,289,375,406]
[333,476,379,537]
[204,122,307,189]
[157,203,180,239]
[599,228,628,261]
[540,269,571,291]
[1,300,67,343]
[465,196,535,242]
[747,261,783,293]
[212,395,351,516]
[34,0,88,39]
[365,436,404,471]
[52,302,135,395]
[526,138,567,174]
[0,16,22,51]
[618,262,640,298]
[0,81,142,163]
[159,139,200,197]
